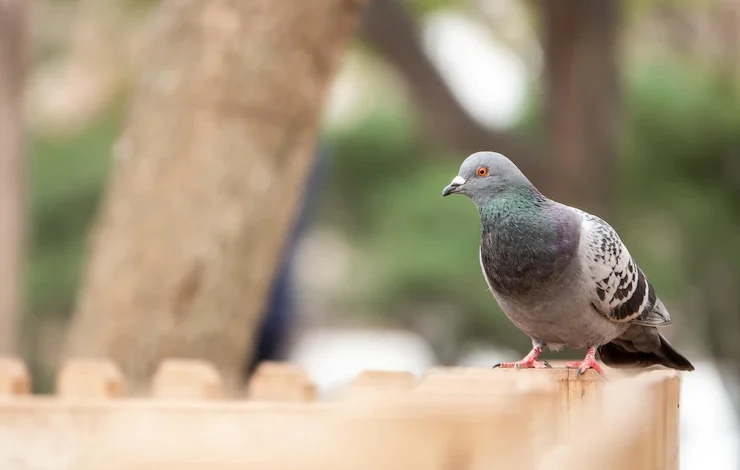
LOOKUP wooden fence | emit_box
[0,357,682,470]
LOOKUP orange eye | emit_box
[477,167,489,177]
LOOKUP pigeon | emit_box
[442,151,694,375]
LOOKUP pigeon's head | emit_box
[442,151,531,204]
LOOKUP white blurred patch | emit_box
[680,361,739,470]
[421,11,527,129]
[323,53,407,131]
[287,328,436,397]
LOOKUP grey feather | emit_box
[573,208,672,327]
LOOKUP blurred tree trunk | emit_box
[65,0,365,393]
[0,0,30,354]
[540,0,621,216]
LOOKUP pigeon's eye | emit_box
[477,167,489,177]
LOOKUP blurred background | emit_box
[1,0,739,468]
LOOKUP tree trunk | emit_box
[540,0,620,216]
[65,0,365,393]
[0,0,30,354]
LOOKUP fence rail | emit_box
[0,357,681,470]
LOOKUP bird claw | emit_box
[575,365,608,379]
[492,359,551,370]
[565,348,604,377]
[492,346,549,370]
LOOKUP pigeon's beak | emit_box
[442,176,466,197]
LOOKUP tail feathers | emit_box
[598,333,695,372]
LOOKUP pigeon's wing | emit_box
[574,209,672,327]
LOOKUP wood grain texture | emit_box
[57,358,124,398]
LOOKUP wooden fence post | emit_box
[0,361,685,469]
[152,359,223,400]
[0,356,29,396]
[57,358,124,398]
[247,362,316,402]
[542,370,679,470]
[416,366,564,451]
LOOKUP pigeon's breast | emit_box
[480,246,628,347]
[479,217,579,299]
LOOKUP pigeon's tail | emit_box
[598,332,695,372]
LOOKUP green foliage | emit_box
[322,105,421,234]
[406,0,463,16]
[619,61,740,342]
[621,62,740,242]
[28,110,121,318]
[623,62,740,209]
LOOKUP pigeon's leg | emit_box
[565,346,604,377]
[492,343,552,370]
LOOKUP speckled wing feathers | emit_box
[574,209,672,327]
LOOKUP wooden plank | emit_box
[348,370,416,390]
[0,400,333,470]
[663,370,681,470]
[416,367,565,451]
[477,366,571,443]
[152,359,223,400]
[341,370,416,401]
[0,356,29,396]
[565,367,604,435]
[634,370,681,470]
[247,362,316,402]
[56,359,124,398]
[543,375,656,470]
[0,398,522,470]
[335,391,536,470]
[0,364,684,470]
[546,369,680,470]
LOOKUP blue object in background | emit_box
[246,143,329,375]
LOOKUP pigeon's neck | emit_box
[477,185,547,227]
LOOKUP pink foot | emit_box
[492,346,552,370]
[565,347,604,377]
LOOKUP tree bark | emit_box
[540,0,620,216]
[65,0,365,392]
[0,0,30,354]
